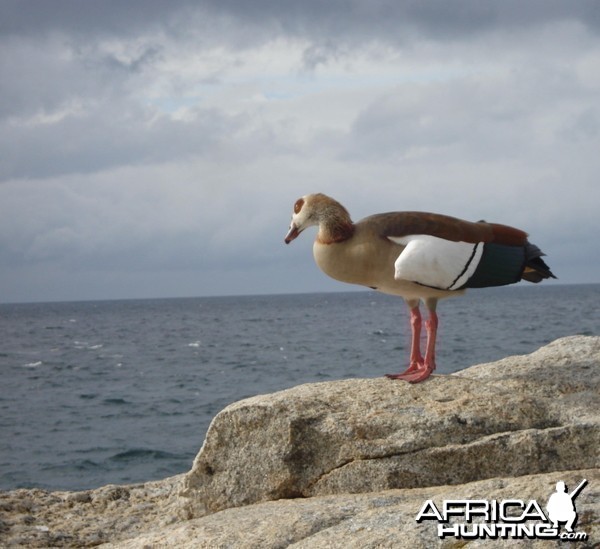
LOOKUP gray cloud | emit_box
[3,1,600,39]
[0,102,240,180]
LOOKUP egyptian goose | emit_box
[284,193,556,383]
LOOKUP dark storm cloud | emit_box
[2,0,600,40]
[0,0,193,36]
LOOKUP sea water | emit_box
[0,284,598,491]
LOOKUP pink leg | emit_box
[385,306,424,380]
[409,306,424,368]
[386,307,438,383]
[400,311,438,383]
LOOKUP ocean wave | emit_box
[72,459,103,471]
[41,458,102,473]
[22,361,42,368]
[102,397,130,405]
[109,448,183,462]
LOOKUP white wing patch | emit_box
[389,235,483,290]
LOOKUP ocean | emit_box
[1,284,598,492]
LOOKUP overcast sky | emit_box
[1,1,599,303]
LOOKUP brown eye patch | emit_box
[294,198,304,214]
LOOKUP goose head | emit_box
[284,193,354,244]
[284,195,313,244]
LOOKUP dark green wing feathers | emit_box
[374,211,556,291]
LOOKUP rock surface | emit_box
[0,476,185,548]
[106,468,600,548]
[182,335,599,517]
[0,335,598,548]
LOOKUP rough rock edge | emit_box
[104,468,600,549]
[180,335,599,516]
[0,475,186,548]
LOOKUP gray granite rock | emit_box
[0,476,186,548]
[109,469,599,548]
[181,335,599,517]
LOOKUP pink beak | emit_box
[284,223,301,244]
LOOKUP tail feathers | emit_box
[522,242,557,283]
